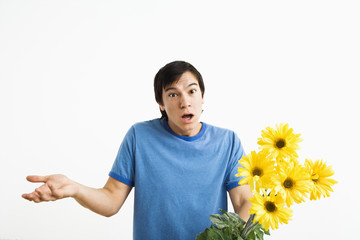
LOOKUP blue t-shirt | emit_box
[109,119,245,240]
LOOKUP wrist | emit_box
[71,181,82,199]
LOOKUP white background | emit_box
[1,0,359,239]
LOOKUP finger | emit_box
[35,187,48,201]
[32,192,42,203]
[22,193,32,200]
[22,192,41,202]
[26,175,48,183]
[22,192,35,200]
[48,183,62,199]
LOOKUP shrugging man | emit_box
[23,61,252,240]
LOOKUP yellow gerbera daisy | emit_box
[305,159,338,200]
[257,123,302,160]
[236,151,276,191]
[249,189,293,231]
[272,159,312,207]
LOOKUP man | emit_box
[22,61,253,240]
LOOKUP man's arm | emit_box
[22,174,132,217]
[228,184,253,221]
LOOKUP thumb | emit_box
[26,175,48,183]
[48,182,66,199]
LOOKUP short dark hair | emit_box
[154,61,205,120]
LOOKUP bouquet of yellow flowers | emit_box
[197,123,337,240]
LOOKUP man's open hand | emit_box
[22,174,79,203]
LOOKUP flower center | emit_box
[283,178,293,188]
[276,139,286,149]
[311,173,319,183]
[265,201,276,212]
[252,167,263,177]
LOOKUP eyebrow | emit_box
[164,83,198,92]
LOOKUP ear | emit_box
[158,102,165,111]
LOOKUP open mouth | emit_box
[182,114,194,121]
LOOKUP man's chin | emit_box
[168,121,200,136]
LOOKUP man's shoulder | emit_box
[131,118,163,133]
[133,118,161,128]
[205,122,237,137]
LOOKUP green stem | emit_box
[240,214,257,239]
[243,222,258,238]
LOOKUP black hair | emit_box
[154,61,205,120]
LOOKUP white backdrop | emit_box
[1,0,359,239]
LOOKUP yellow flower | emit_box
[272,159,312,207]
[305,159,338,200]
[236,151,276,191]
[249,189,293,231]
[257,123,302,160]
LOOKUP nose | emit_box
[180,95,191,108]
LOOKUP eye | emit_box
[190,89,197,94]
[169,93,178,98]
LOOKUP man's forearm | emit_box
[236,198,252,222]
[73,183,120,217]
[73,178,132,217]
[229,185,253,221]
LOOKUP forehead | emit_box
[164,71,199,89]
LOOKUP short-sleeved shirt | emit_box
[109,119,245,240]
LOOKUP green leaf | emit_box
[196,227,209,240]
[228,212,246,226]
[222,226,233,236]
[210,213,231,229]
[254,229,264,240]
[198,210,256,240]
[210,209,247,231]
[247,231,256,240]
[207,226,229,240]
[236,236,244,240]
[256,224,270,236]
[196,226,224,240]
[263,228,270,235]
[245,222,272,240]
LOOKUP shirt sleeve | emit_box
[109,126,136,187]
[225,131,246,191]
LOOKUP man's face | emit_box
[159,71,204,137]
